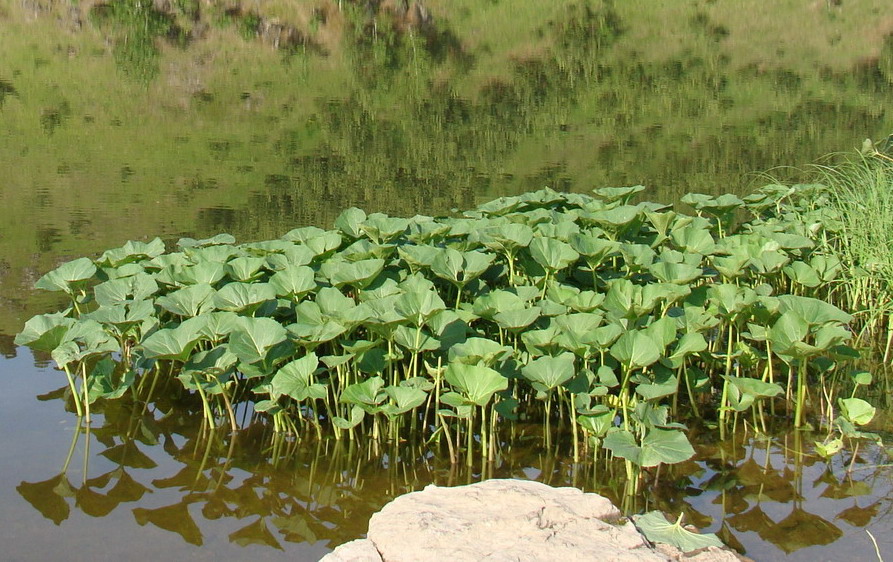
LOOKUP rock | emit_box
[322,479,743,562]
[319,538,382,562]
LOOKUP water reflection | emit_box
[3,1,893,334]
[13,373,892,560]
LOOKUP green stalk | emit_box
[569,395,580,463]
[718,323,735,432]
[62,365,84,418]
[544,396,553,449]
[489,401,497,462]
[681,365,700,418]
[794,361,807,429]
[480,403,488,465]
[192,373,215,428]
[466,409,474,468]
[82,363,91,425]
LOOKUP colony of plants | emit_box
[16,180,880,495]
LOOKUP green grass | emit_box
[809,148,893,354]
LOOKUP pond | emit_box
[2,0,893,559]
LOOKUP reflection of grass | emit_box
[1,0,893,334]
[90,0,177,82]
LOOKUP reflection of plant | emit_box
[90,0,178,82]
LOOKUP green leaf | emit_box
[269,265,316,298]
[334,207,367,239]
[444,363,508,407]
[86,357,135,403]
[382,386,428,416]
[671,225,715,255]
[332,405,365,429]
[99,238,166,267]
[398,244,441,272]
[814,438,843,459]
[156,284,216,317]
[176,261,227,286]
[778,295,853,326]
[322,258,385,289]
[94,273,159,306]
[838,397,875,426]
[493,307,540,331]
[179,346,238,394]
[395,288,445,327]
[529,237,579,272]
[783,261,821,288]
[667,332,708,365]
[15,313,75,352]
[226,256,266,282]
[521,353,576,392]
[649,261,702,285]
[340,377,386,413]
[49,320,119,368]
[213,282,276,314]
[586,205,642,228]
[360,215,409,244]
[593,185,645,203]
[140,324,202,362]
[448,337,513,367]
[603,429,641,464]
[610,330,662,370]
[35,257,97,293]
[640,428,695,467]
[271,353,322,401]
[576,410,613,437]
[229,317,289,365]
[633,511,724,553]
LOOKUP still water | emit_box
[2,0,893,559]
[3,350,893,560]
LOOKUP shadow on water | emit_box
[7,355,892,560]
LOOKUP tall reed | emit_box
[809,147,893,357]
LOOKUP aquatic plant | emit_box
[16,185,869,487]
[805,148,893,358]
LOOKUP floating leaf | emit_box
[633,511,724,553]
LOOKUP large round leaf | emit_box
[444,363,508,407]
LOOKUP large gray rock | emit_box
[321,479,741,562]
